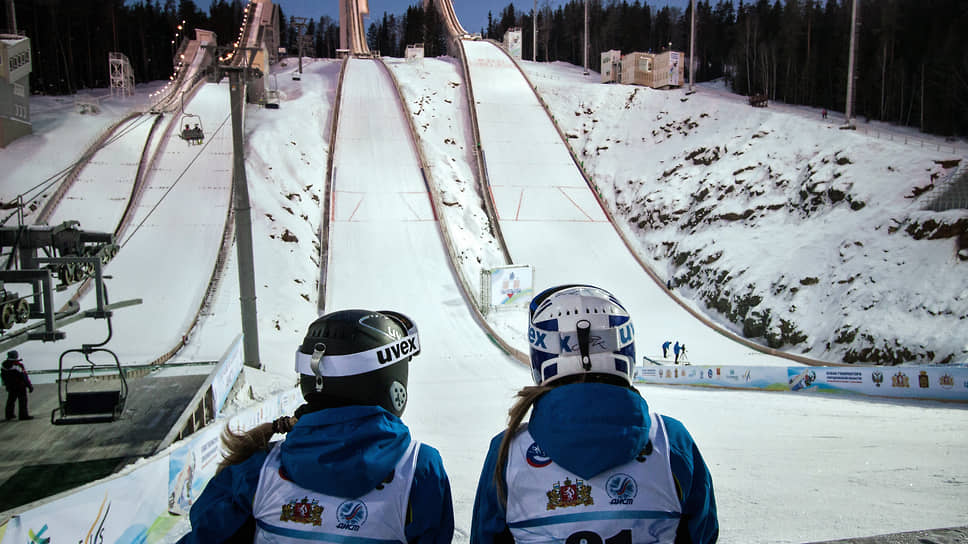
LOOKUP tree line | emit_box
[4,0,964,136]
[367,0,967,137]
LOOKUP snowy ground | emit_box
[1,53,966,543]
[518,60,967,367]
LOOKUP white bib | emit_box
[505,413,681,544]
[252,439,420,544]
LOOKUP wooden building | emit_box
[0,34,31,148]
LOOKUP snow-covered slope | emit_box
[521,61,967,365]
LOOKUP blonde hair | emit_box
[217,416,297,473]
[494,385,551,506]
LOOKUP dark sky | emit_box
[278,0,692,36]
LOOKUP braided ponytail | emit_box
[494,385,551,507]
[217,415,298,473]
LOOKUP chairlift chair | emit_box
[265,74,280,109]
[178,113,205,145]
[51,316,128,425]
[51,346,128,425]
[178,92,205,145]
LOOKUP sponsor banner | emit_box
[505,29,522,59]
[167,424,221,515]
[635,365,968,402]
[211,334,245,414]
[485,265,534,309]
[0,385,304,544]
[3,455,168,544]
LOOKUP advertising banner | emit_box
[484,264,533,310]
[668,51,680,86]
[167,386,303,515]
[212,334,245,414]
[0,385,305,544]
[2,456,168,544]
[505,29,522,59]
[167,424,222,515]
[635,364,968,402]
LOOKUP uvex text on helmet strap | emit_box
[295,330,420,380]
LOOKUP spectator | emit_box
[662,340,672,358]
[674,341,681,365]
[471,284,718,543]
[177,309,454,543]
[2,350,33,421]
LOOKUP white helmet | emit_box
[528,284,636,386]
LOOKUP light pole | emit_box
[583,0,589,75]
[689,0,695,92]
[844,0,858,127]
[533,0,537,62]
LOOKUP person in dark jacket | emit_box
[177,309,454,543]
[471,285,718,544]
[2,350,33,421]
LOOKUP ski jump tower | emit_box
[109,52,135,99]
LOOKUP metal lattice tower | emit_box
[109,52,135,98]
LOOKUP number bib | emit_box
[505,413,681,544]
[252,439,419,544]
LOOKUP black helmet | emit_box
[6,350,19,361]
[295,309,419,418]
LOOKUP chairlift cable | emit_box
[4,114,157,224]
[120,112,231,249]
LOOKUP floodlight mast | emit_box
[689,0,695,92]
[844,0,858,127]
[583,0,589,75]
[533,0,537,62]
[5,0,17,33]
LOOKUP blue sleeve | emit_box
[404,443,455,544]
[470,432,512,544]
[663,415,719,544]
[176,450,268,544]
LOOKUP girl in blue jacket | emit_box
[471,285,718,544]
[178,309,454,544]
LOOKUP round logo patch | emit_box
[605,473,637,504]
[336,500,367,531]
[526,442,552,468]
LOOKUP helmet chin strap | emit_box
[311,343,326,392]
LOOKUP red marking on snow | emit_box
[557,186,596,221]
[347,197,364,222]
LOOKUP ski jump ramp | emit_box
[28,82,235,369]
[325,56,528,499]
[460,40,790,366]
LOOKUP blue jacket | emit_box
[470,383,718,543]
[178,405,454,543]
